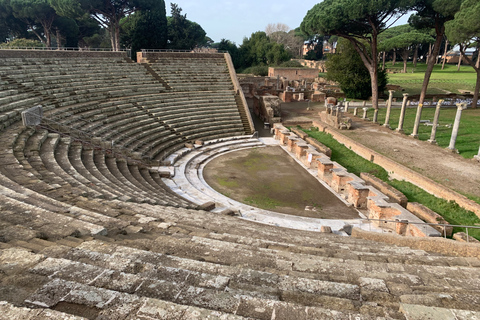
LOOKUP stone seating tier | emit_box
[2,198,480,318]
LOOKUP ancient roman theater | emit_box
[0,49,479,319]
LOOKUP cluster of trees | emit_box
[301,0,480,109]
[213,24,307,76]
[0,0,209,52]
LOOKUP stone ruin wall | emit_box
[273,124,443,238]
[310,119,480,218]
[252,94,282,125]
[274,124,452,237]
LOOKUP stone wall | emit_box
[137,51,224,63]
[0,49,126,59]
[268,68,319,81]
[360,173,408,207]
[293,59,326,72]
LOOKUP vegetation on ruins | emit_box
[301,0,414,111]
[166,3,207,50]
[265,23,306,59]
[120,0,167,54]
[0,0,209,51]
[302,128,480,240]
[387,62,477,96]
[326,39,387,100]
[409,0,462,107]
[235,31,291,75]
[445,0,480,108]
[378,24,434,73]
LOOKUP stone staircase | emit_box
[1,200,480,319]
[235,93,253,134]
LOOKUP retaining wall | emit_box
[352,227,480,258]
[311,120,480,218]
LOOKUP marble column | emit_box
[396,93,409,133]
[383,90,395,128]
[362,107,369,119]
[345,101,350,113]
[411,103,424,138]
[427,99,444,144]
[353,107,358,116]
[447,103,467,152]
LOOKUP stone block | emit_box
[406,202,453,237]
[360,172,408,207]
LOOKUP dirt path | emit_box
[203,146,359,219]
[281,102,480,199]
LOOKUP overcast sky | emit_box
[165,1,412,46]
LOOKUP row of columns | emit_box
[343,91,473,154]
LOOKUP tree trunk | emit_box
[457,46,463,71]
[442,39,449,70]
[426,43,433,64]
[392,49,396,66]
[419,26,444,106]
[382,51,386,70]
[55,27,62,49]
[115,22,121,51]
[460,45,480,109]
[473,70,480,109]
[413,44,419,67]
[402,50,409,73]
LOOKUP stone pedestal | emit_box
[345,101,350,113]
[411,103,423,138]
[362,107,369,119]
[474,146,480,161]
[396,93,409,133]
[353,107,358,116]
[446,103,467,152]
[427,99,444,144]
[372,109,379,123]
[383,90,394,128]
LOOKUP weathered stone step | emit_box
[0,301,88,320]
[25,279,248,319]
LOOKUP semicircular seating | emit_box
[0,50,479,320]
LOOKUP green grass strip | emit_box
[302,128,480,239]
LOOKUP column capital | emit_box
[437,99,444,105]
[456,102,467,110]
[388,90,395,94]
[402,93,409,97]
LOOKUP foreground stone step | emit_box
[399,303,480,320]
[0,301,87,320]
[25,279,247,320]
[25,278,380,319]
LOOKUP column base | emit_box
[427,139,437,145]
[446,147,459,153]
[473,155,480,162]
[410,134,419,139]
[395,128,404,133]
[382,124,391,129]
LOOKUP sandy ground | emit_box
[203,146,359,219]
[281,102,480,199]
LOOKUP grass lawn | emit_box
[363,107,480,159]
[387,62,477,97]
[302,128,480,240]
